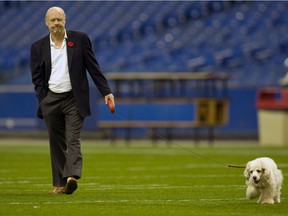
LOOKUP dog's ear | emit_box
[243,162,250,180]
[262,167,271,180]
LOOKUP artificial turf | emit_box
[0,139,287,216]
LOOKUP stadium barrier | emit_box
[0,80,258,140]
[98,72,229,143]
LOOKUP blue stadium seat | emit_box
[1,1,288,87]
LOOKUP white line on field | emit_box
[0,176,48,181]
[0,180,31,185]
[85,174,243,180]
[0,173,241,186]
[84,184,245,191]
[3,198,249,205]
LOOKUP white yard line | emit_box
[3,197,250,206]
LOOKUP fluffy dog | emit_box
[243,157,283,204]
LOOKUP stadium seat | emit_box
[0,1,288,87]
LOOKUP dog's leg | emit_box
[246,185,260,200]
[258,188,275,204]
[274,186,281,203]
[258,197,274,204]
[273,171,283,204]
[274,194,281,203]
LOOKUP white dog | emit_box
[243,157,283,204]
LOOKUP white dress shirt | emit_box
[48,31,72,93]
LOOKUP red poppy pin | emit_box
[67,41,74,47]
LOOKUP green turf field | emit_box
[0,139,287,216]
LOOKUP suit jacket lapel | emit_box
[66,31,74,73]
[42,35,51,83]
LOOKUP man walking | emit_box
[30,6,115,194]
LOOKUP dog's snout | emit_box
[253,176,257,180]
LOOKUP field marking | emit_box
[0,182,245,193]
[0,180,31,185]
[1,172,287,186]
[89,164,231,171]
[3,197,249,206]
[4,196,286,206]
[85,174,243,180]
[84,184,245,191]
[0,173,242,186]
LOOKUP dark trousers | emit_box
[41,90,84,187]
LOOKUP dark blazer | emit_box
[30,30,112,119]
